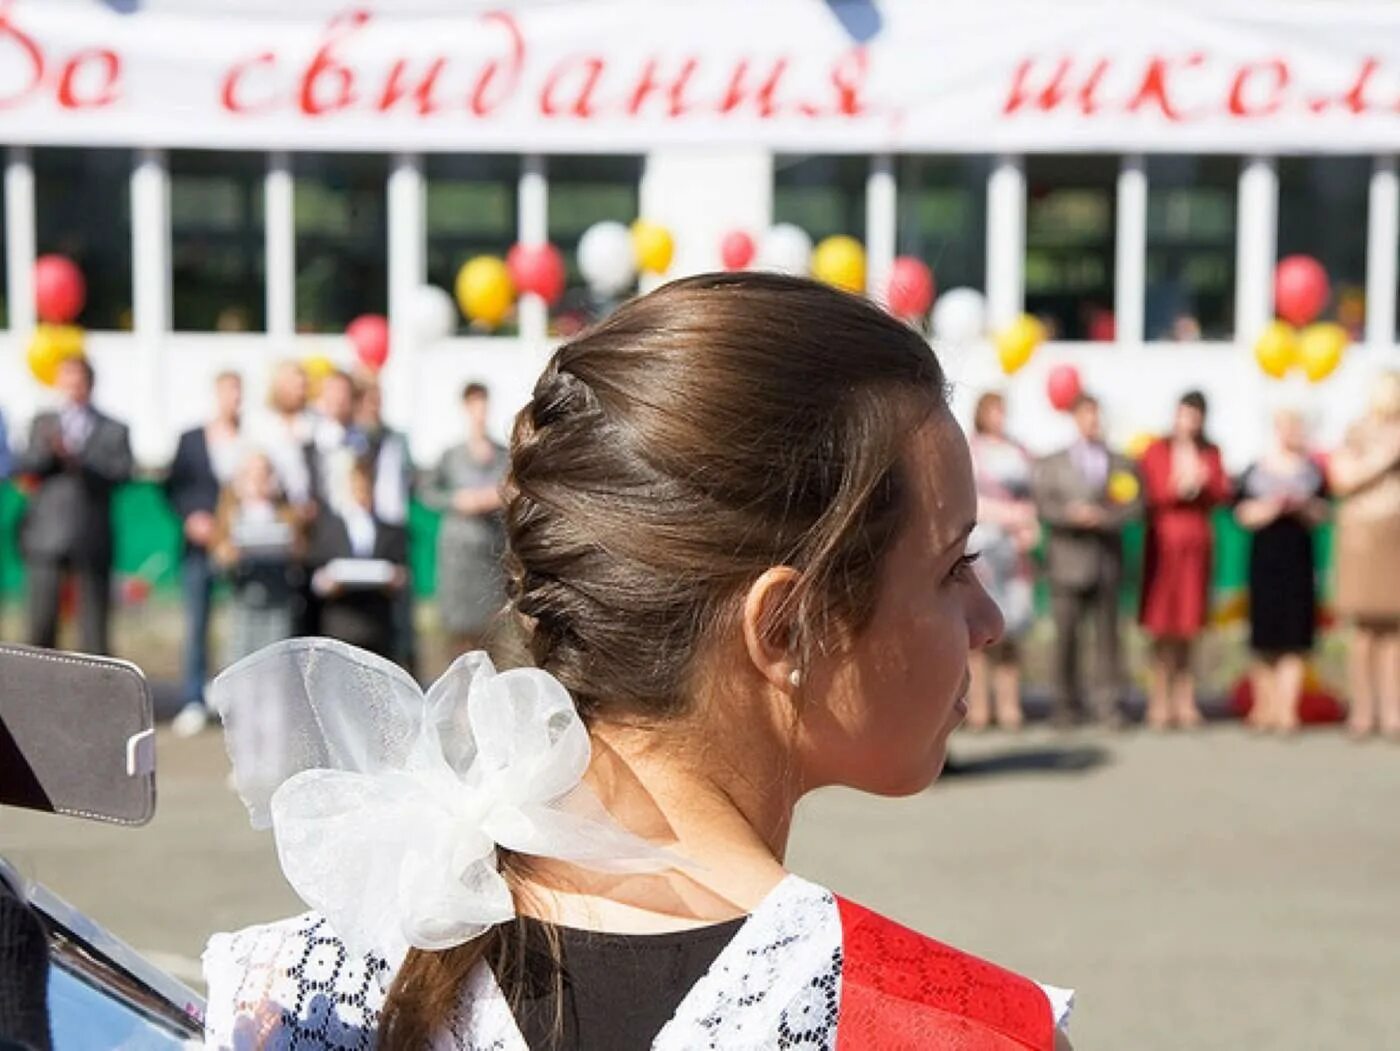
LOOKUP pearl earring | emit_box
[787,668,802,688]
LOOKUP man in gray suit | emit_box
[1032,393,1143,726]
[17,357,134,655]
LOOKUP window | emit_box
[425,155,519,335]
[35,149,133,331]
[1145,156,1237,341]
[773,155,867,242]
[547,155,642,333]
[171,151,265,332]
[896,156,989,294]
[294,154,388,333]
[1024,155,1117,341]
[1278,156,1370,336]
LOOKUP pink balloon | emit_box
[507,242,566,306]
[346,314,390,371]
[1047,364,1083,412]
[34,255,86,324]
[1274,255,1330,327]
[720,230,756,271]
[886,257,935,319]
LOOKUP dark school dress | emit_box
[1240,460,1327,655]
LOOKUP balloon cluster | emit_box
[1254,255,1347,384]
[27,255,88,387]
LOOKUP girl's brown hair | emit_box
[972,391,1005,436]
[378,272,947,1047]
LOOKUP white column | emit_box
[132,149,171,335]
[1366,156,1398,348]
[265,152,295,339]
[865,154,896,305]
[5,148,36,336]
[986,155,1025,329]
[130,148,171,465]
[1235,156,1278,345]
[1115,155,1147,346]
[385,153,425,429]
[518,154,548,342]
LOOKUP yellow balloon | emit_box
[631,220,675,275]
[995,314,1045,375]
[27,324,84,387]
[1297,322,1347,383]
[1108,470,1140,505]
[1254,320,1298,379]
[302,353,336,399]
[1126,431,1156,461]
[456,256,515,328]
[811,235,866,294]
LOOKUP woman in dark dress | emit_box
[1235,409,1330,733]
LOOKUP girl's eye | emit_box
[949,551,982,583]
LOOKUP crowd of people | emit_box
[1,354,1397,741]
[968,374,1400,738]
[1,357,510,737]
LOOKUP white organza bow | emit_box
[209,638,673,966]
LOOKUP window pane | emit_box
[896,156,989,294]
[547,155,642,334]
[425,155,518,336]
[1024,155,1117,341]
[294,154,387,333]
[773,155,867,242]
[171,151,265,332]
[35,149,133,331]
[1278,156,1370,336]
[1145,156,1237,342]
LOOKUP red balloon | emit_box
[1274,255,1330,327]
[346,314,390,371]
[34,255,86,324]
[1046,364,1083,412]
[720,230,756,271]
[507,242,566,306]
[886,256,935,319]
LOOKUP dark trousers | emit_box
[1050,583,1123,722]
[181,549,214,704]
[26,558,112,655]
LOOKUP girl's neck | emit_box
[519,718,794,933]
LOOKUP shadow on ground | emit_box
[943,744,1113,779]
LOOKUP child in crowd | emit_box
[211,450,304,665]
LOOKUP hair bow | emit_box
[210,638,673,966]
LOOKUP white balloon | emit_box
[931,287,987,344]
[757,223,813,276]
[409,285,457,343]
[578,222,637,298]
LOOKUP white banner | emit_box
[2,0,1400,153]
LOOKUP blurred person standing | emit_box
[306,369,369,517]
[1138,391,1231,730]
[965,392,1037,730]
[211,451,304,666]
[1033,393,1143,727]
[307,457,408,661]
[356,371,417,673]
[1327,371,1400,740]
[1235,409,1329,734]
[252,360,314,509]
[17,357,133,655]
[164,371,246,736]
[422,382,508,656]
[0,407,12,480]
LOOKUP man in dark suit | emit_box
[164,371,244,734]
[16,357,134,655]
[1032,393,1143,726]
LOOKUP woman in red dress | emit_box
[1139,391,1231,729]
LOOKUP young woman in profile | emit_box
[204,274,1074,1050]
